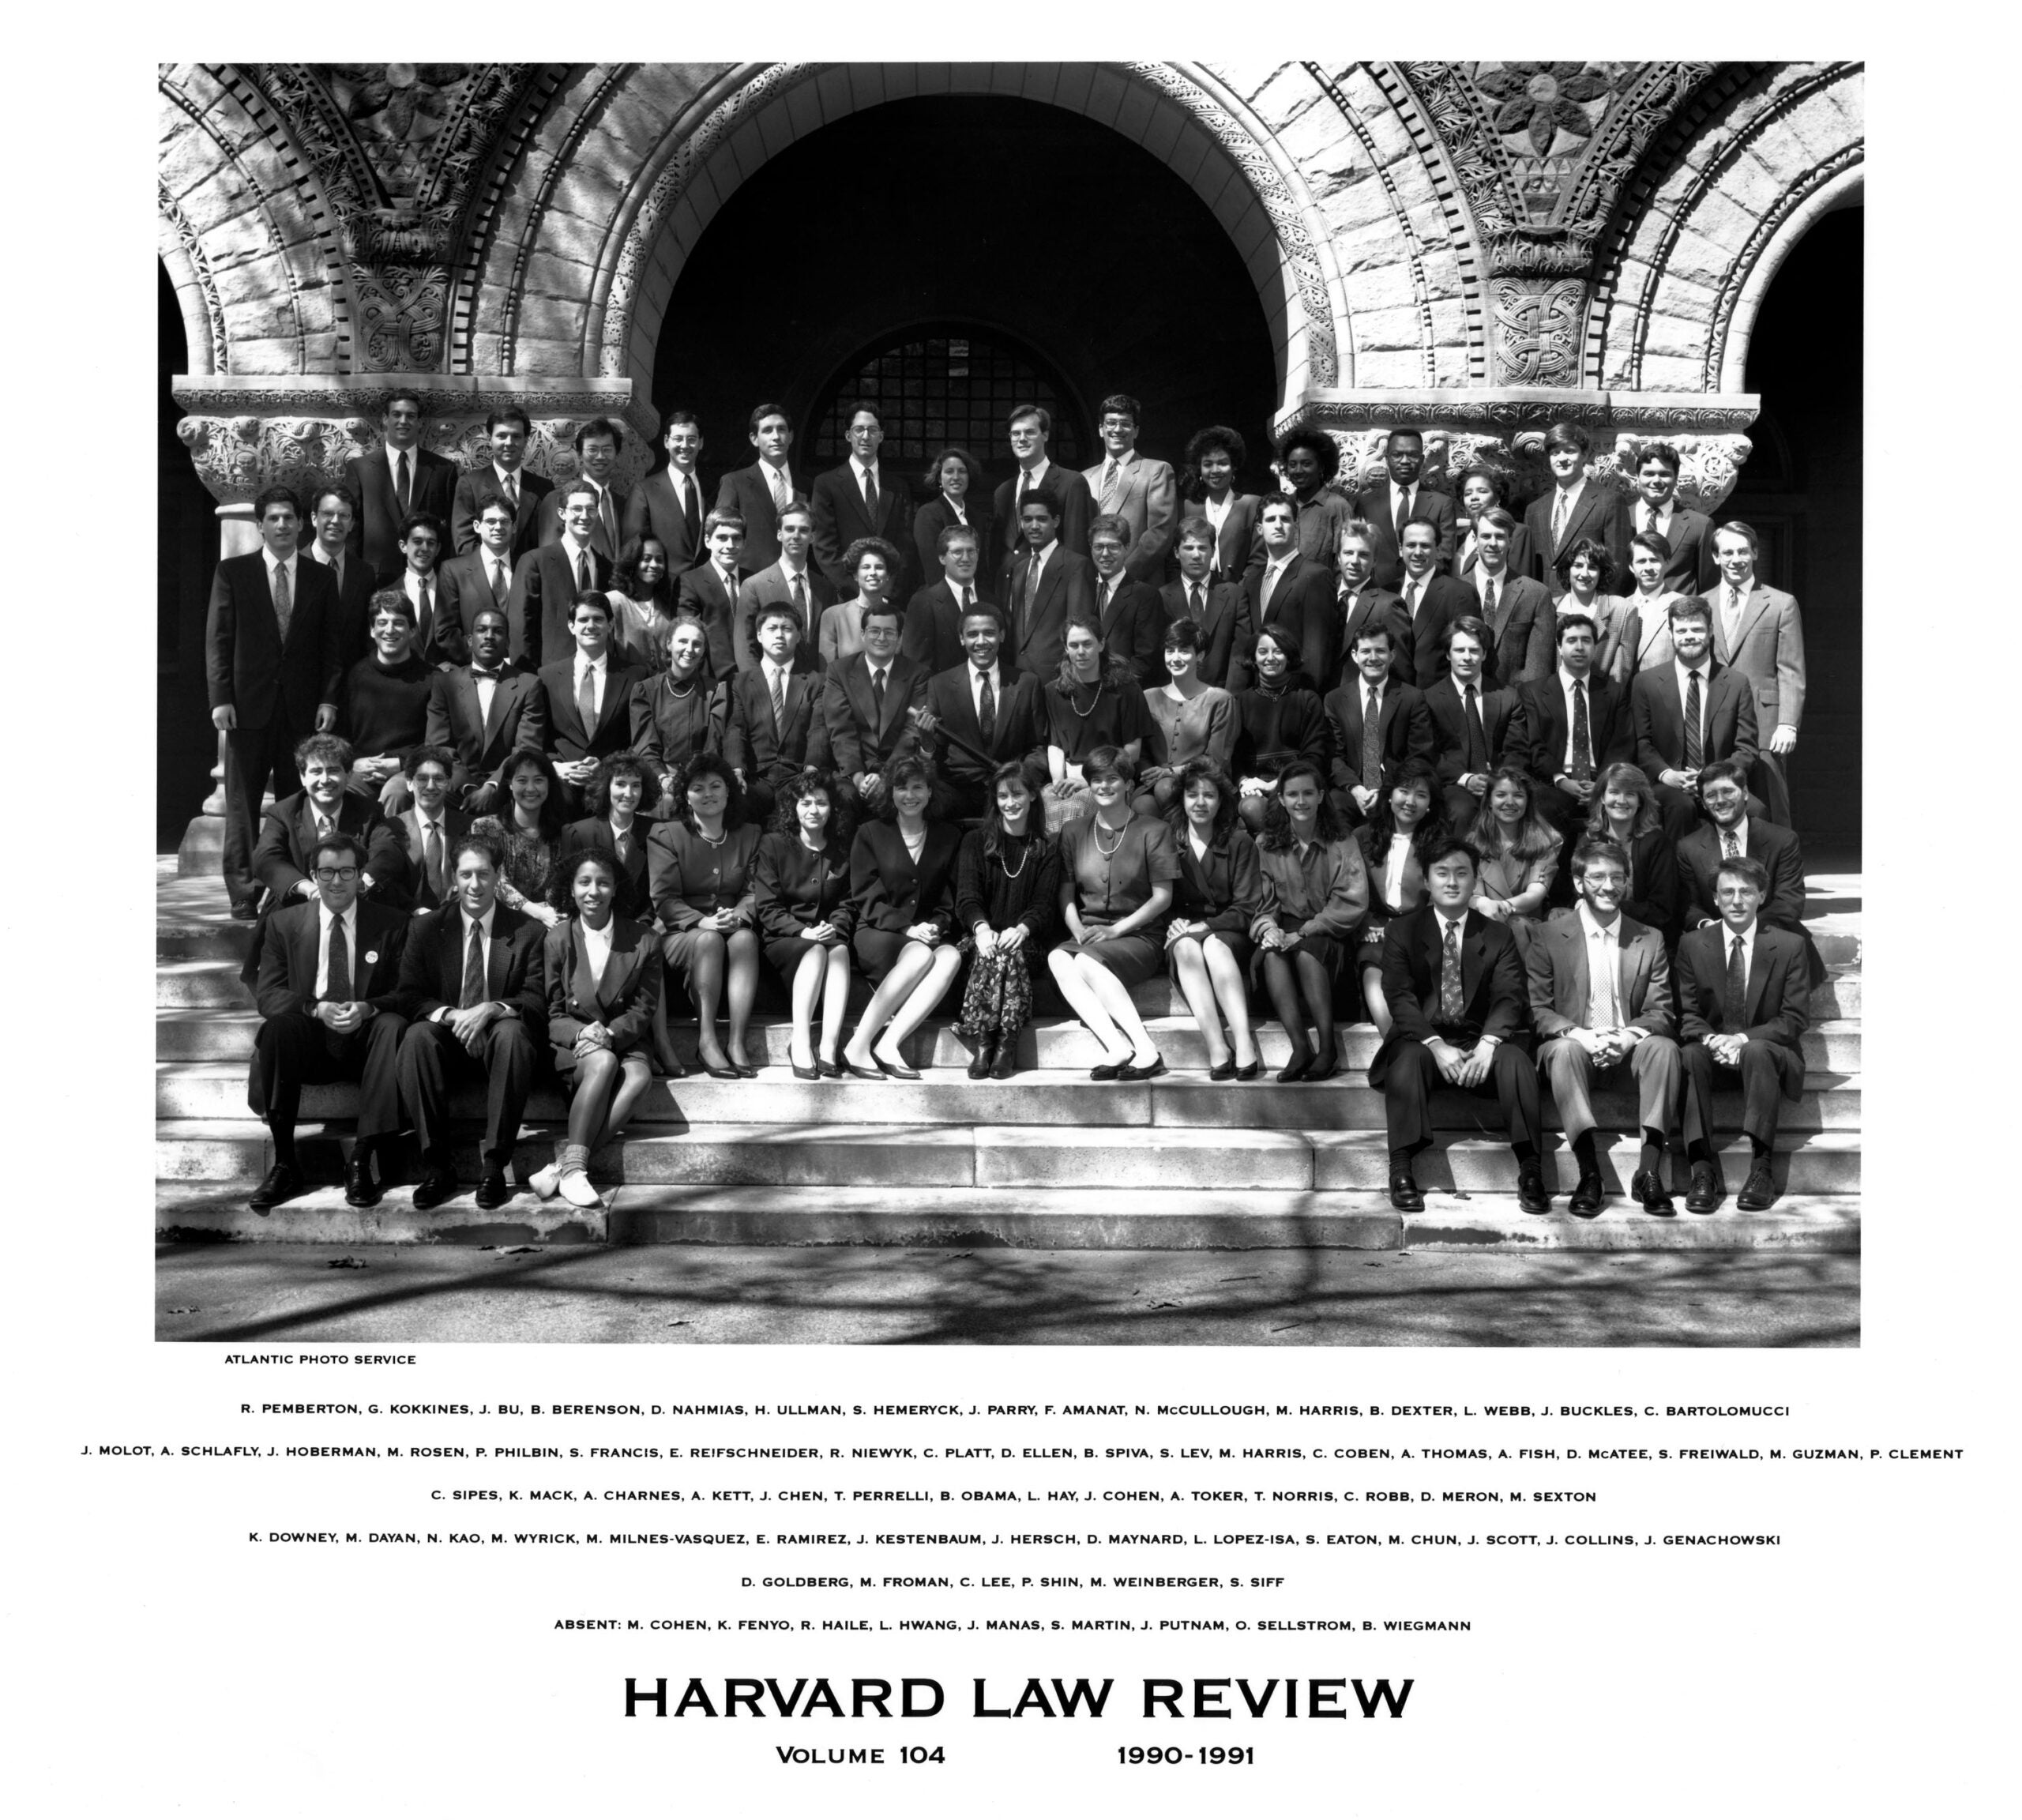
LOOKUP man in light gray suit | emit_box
[731,502,832,673]
[1704,521,1804,826]
[1081,393,1176,583]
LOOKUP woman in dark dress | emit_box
[473,749,569,928]
[838,755,964,1080]
[753,768,857,1079]
[1231,624,1327,834]
[1043,618,1154,833]
[1355,754,1451,1036]
[533,848,663,1210]
[1137,618,1236,817]
[1047,745,1180,1081]
[562,754,657,920]
[953,761,1062,1081]
[1585,761,1681,944]
[1253,758,1370,1081]
[912,446,991,590]
[1163,758,1268,1080]
[631,615,725,810]
[646,752,762,1079]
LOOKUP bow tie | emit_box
[472,667,502,679]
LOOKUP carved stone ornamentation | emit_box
[1609,431,1754,515]
[1488,277,1587,386]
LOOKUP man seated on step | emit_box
[246,830,412,1214]
[1524,836,1682,1217]
[393,828,547,1213]
[1672,852,1810,1214]
[1676,758,1825,987]
[1367,836,1547,1216]
[724,600,828,825]
[821,592,928,814]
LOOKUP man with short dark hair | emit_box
[246,829,412,1213]
[1324,622,1434,828]
[1616,442,1716,596]
[1704,520,1805,827]
[1630,595,1760,839]
[1369,837,1546,1214]
[821,596,929,811]
[339,592,435,809]
[1394,516,1475,688]
[393,745,470,915]
[1005,486,1096,682]
[1673,853,1810,1213]
[388,510,460,667]
[715,402,802,573]
[725,601,827,823]
[733,500,832,671]
[1521,419,1629,586]
[904,521,995,679]
[1675,760,1809,939]
[1086,513,1166,687]
[919,604,1047,821]
[435,491,518,672]
[1423,616,1520,826]
[343,389,456,580]
[810,402,915,597]
[538,418,628,559]
[539,592,646,813]
[1246,494,1354,692]
[302,485,382,677]
[993,404,1092,585]
[248,732,408,915]
[675,508,750,677]
[1081,393,1176,581]
[622,410,711,573]
[1527,836,1682,1216]
[1159,517,1251,692]
[1463,506,1553,686]
[1507,612,1634,837]
[510,479,612,670]
[451,408,549,561]
[423,605,547,811]
[1352,426,1456,588]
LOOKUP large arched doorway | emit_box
[1719,205,1862,853]
[160,260,221,848]
[647,94,1280,498]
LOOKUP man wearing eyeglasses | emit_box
[245,830,412,1213]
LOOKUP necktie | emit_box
[1395,486,1411,548]
[1102,460,1121,510]
[1724,588,1742,652]
[460,919,485,1009]
[791,570,806,633]
[1722,828,1740,859]
[272,560,293,642]
[958,586,972,621]
[1482,576,1498,624]
[1440,919,1464,1022]
[416,579,431,645]
[576,548,592,595]
[423,820,445,902]
[1683,669,1704,771]
[1023,555,1041,636]
[325,912,351,1003]
[599,490,616,556]
[1552,488,1570,545]
[978,671,996,743]
[614,826,631,867]
[1641,502,1656,535]
[769,667,786,727]
[488,559,506,605]
[863,468,879,521]
[681,476,698,545]
[1464,684,1486,773]
[871,667,887,718]
[577,662,597,730]
[1570,679,1592,777]
[1723,933,1746,1028]
[314,811,333,840]
[504,473,519,510]
[770,467,788,512]
[395,452,411,514]
[1404,580,1419,623]
[1189,584,1205,625]
[1361,686,1382,790]
[1260,565,1278,615]
[1591,927,1618,1029]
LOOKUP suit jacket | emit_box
[848,819,962,940]
[250,790,408,905]
[821,652,930,777]
[1092,576,1167,690]
[1454,570,1554,689]
[1351,483,1458,589]
[1251,555,1350,693]
[1631,660,1759,780]
[306,545,385,676]
[901,579,990,679]
[537,659,646,765]
[1523,480,1632,587]
[509,539,612,672]
[433,549,514,671]
[559,817,653,919]
[451,466,550,563]
[543,915,661,1055]
[810,462,915,596]
[1304,582,1414,691]
[1674,920,1809,1096]
[723,657,826,780]
[622,464,713,573]
[205,551,344,732]
[1190,493,1263,585]
[911,495,994,597]
[1159,578,1253,694]
[1396,572,1476,690]
[1083,450,1178,581]
[424,664,548,799]
[1453,521,1537,585]
[675,561,748,679]
[1525,908,1674,1039]
[1324,676,1436,795]
[342,446,457,580]
[992,464,1093,569]
[1617,506,1716,597]
[1707,582,1806,732]
[1005,546,1098,682]
[736,562,834,673]
[254,898,411,1022]
[1368,906,1532,1085]
[536,479,630,562]
[1423,675,1521,785]
[923,664,1047,791]
[1676,818,1807,936]
[1507,670,1633,790]
[630,669,728,784]
[716,463,803,573]
[394,804,474,913]
[394,901,547,1031]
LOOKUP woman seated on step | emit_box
[953,760,1062,1081]
[472,748,571,928]
[752,766,857,1080]
[1354,755,1450,1037]
[1163,756,1268,1081]
[1041,618,1152,834]
[1457,763,1560,957]
[1230,623,1326,835]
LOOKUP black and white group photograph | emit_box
[152,59,1864,1346]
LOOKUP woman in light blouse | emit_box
[817,537,905,671]
[1163,758,1268,1080]
[953,761,1062,1081]
[1136,617,1235,817]
[1253,758,1370,1082]
[912,446,991,591]
[1043,619,1153,833]
[1231,624,1326,834]
[1047,745,1180,1081]
[1459,764,1560,953]
[1583,761,1680,945]
[646,751,761,1079]
[753,767,857,1080]
[1354,755,1451,1036]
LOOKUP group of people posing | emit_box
[206,390,1818,1223]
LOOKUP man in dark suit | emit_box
[1507,613,1633,838]
[1087,513,1166,688]
[1460,507,1554,687]
[1423,617,1521,827]
[1317,520,1413,690]
[994,404,1093,591]
[342,389,457,581]
[246,733,410,915]
[1705,520,1806,827]
[1250,494,1350,693]
[209,485,345,917]
[245,829,412,1213]
[1324,622,1435,828]
[1368,836,1547,1213]
[1616,442,1716,597]
[1674,852,1810,1213]
[904,521,994,679]
[810,401,915,599]
[434,492,518,675]
[716,401,802,574]
[1160,517,1252,693]
[621,410,711,574]
[304,484,382,675]
[391,746,471,915]
[1525,836,1682,1215]
[509,480,612,670]
[1630,596,1761,838]
[423,606,548,812]
[393,829,547,1212]
[918,604,1048,822]
[724,602,826,824]
[1352,426,1456,588]
[821,596,929,810]
[1521,419,1630,587]
[1395,517,1475,690]
[536,418,628,561]
[538,593,646,814]
[675,509,750,678]
[450,408,550,562]
[381,511,464,669]
[1674,760,1813,956]
[1004,487,1096,684]
[731,502,831,674]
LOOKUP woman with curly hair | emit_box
[533,847,663,1209]
[631,615,727,811]
[1163,758,1269,1080]
[1354,755,1449,1036]
[1583,760,1680,943]
[1254,759,1370,1081]
[1043,618,1153,833]
[753,767,858,1079]
[472,748,570,927]
[1178,425,1261,584]
[561,753,657,919]
[1137,617,1235,816]
[838,754,964,1080]
[646,752,763,1079]
[818,536,906,670]
[912,446,992,589]
[1460,764,1560,952]
[953,761,1061,1081]
[606,533,679,671]
[1272,422,1353,571]
[1231,624,1327,833]
[1450,466,1533,578]
[1553,535,1633,686]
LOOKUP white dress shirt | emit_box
[1716,814,1750,861]
[970,664,1005,720]
[1722,917,1757,996]
[1203,492,1233,540]
[439,904,498,1018]
[579,917,614,988]
[314,901,355,1002]
[759,458,793,506]
[1259,551,1295,615]
[1638,498,1674,539]
[1472,561,1509,609]
[849,454,883,502]
[1383,833,1415,913]
[1577,900,1622,1030]
[264,549,299,597]
[491,463,524,504]
[472,667,499,724]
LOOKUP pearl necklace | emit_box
[1093,817,1129,855]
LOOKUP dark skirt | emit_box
[852,927,949,983]
[1054,926,1167,987]
[660,923,755,986]
[1250,916,1347,990]
[765,932,847,976]
[1167,924,1254,981]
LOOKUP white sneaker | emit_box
[528,1163,562,1201]
[558,1168,602,1209]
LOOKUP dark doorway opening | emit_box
[1722,204,1862,852]
[159,262,223,848]
[648,93,1279,502]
